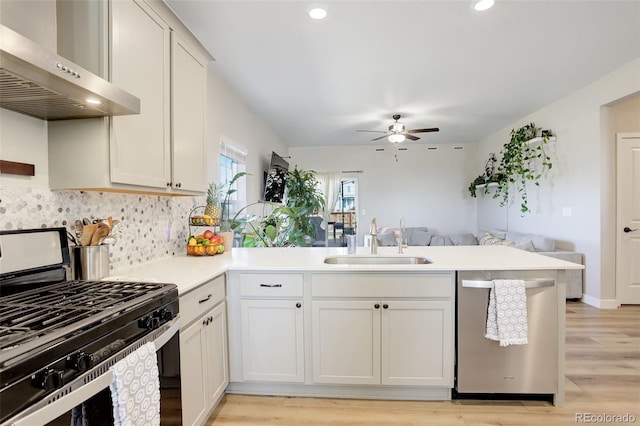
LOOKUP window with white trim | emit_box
[219,139,247,220]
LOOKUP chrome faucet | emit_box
[370,217,378,254]
[398,217,405,254]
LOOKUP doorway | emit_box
[616,132,640,305]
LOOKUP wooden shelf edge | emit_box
[0,160,35,176]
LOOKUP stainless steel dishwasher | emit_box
[456,270,559,396]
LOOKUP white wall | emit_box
[474,59,640,308]
[289,143,479,242]
[206,66,288,203]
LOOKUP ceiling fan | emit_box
[357,114,439,143]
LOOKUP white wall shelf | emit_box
[527,136,557,146]
[475,182,499,189]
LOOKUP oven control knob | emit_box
[155,309,174,321]
[151,317,160,329]
[33,368,64,390]
[138,316,153,329]
[69,352,94,372]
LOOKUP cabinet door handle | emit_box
[198,294,212,304]
[374,304,380,309]
[383,304,389,309]
[260,284,283,288]
[624,226,638,233]
[166,182,172,187]
[296,302,302,308]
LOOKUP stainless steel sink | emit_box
[323,256,432,265]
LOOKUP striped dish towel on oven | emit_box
[485,279,529,347]
[109,342,160,426]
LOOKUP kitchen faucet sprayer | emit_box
[370,217,378,255]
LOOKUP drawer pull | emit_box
[260,284,283,288]
[198,294,212,304]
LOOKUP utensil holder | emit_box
[73,245,110,280]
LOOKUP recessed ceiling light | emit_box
[309,7,327,20]
[474,0,495,11]
[86,98,101,105]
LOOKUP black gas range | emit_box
[0,228,179,425]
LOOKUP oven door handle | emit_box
[4,317,180,426]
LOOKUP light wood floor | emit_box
[205,302,640,426]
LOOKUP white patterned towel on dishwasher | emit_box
[110,341,160,426]
[485,279,529,347]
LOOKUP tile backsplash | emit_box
[0,186,205,273]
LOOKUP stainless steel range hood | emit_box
[0,24,140,120]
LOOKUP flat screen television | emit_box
[264,151,289,202]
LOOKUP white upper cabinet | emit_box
[171,33,207,192]
[49,0,211,195]
[110,0,172,189]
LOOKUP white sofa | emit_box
[376,227,584,299]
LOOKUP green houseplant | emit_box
[232,167,325,247]
[282,166,325,246]
[467,123,553,214]
[220,171,249,232]
[494,123,553,214]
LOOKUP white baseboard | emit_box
[581,294,618,309]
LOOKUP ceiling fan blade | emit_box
[371,135,389,141]
[404,134,420,141]
[406,127,440,134]
[357,130,388,133]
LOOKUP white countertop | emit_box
[106,246,583,295]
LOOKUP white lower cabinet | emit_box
[179,319,207,425]
[312,299,452,386]
[382,300,452,386]
[312,300,380,384]
[227,271,454,399]
[240,299,305,382]
[179,276,228,426]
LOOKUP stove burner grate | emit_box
[0,280,175,353]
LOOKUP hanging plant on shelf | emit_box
[467,153,505,198]
[495,123,553,214]
[467,123,554,214]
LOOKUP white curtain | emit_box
[316,172,342,246]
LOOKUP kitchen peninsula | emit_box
[108,245,582,424]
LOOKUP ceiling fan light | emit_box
[388,134,406,143]
[474,0,495,11]
[391,122,405,133]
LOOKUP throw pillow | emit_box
[377,231,397,247]
[479,233,515,247]
[408,229,432,246]
[449,233,479,246]
[430,235,453,246]
[515,240,536,252]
